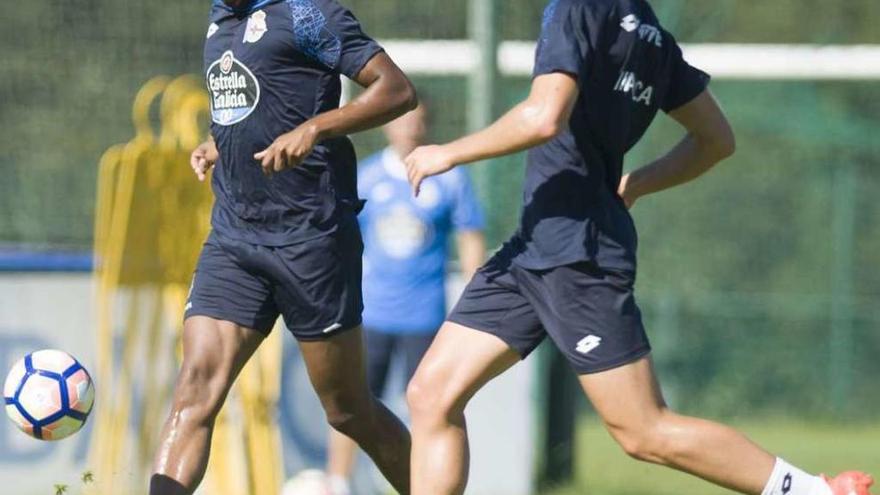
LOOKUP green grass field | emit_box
[547,418,880,495]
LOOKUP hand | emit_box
[254,124,319,175]
[618,173,639,209]
[404,145,457,196]
[190,139,219,182]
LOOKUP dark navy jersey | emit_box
[510,0,710,271]
[204,0,383,245]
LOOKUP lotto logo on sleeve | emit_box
[620,14,663,47]
[206,50,261,126]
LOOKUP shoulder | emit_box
[540,0,620,33]
[283,0,340,64]
[543,0,607,18]
[209,1,233,23]
[286,0,352,20]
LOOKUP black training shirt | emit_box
[204,0,382,245]
[510,0,710,271]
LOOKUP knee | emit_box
[406,371,463,426]
[607,413,687,465]
[323,394,373,437]
[613,428,662,463]
[170,361,229,424]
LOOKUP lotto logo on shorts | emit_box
[575,335,602,355]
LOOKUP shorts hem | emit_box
[290,319,362,342]
[446,315,534,360]
[573,345,652,375]
[184,310,275,335]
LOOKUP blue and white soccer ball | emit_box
[3,349,95,441]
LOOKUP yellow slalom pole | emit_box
[91,74,287,495]
[91,76,171,495]
[240,327,284,495]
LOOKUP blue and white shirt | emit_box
[358,148,485,334]
[204,0,383,245]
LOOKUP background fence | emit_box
[1,1,879,493]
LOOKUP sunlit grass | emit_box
[546,418,880,495]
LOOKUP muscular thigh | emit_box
[410,322,520,412]
[177,316,265,405]
[577,355,666,432]
[298,326,372,408]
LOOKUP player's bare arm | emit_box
[618,89,735,208]
[404,72,578,195]
[255,53,416,174]
[190,136,218,182]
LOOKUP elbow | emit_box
[373,73,418,120]
[519,100,565,143]
[701,124,736,162]
[715,127,736,160]
[531,118,563,143]
[395,79,419,115]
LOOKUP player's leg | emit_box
[325,329,395,494]
[407,322,520,495]
[299,327,411,493]
[579,356,873,495]
[580,355,777,493]
[150,233,278,495]
[149,317,264,495]
[526,262,870,495]
[269,217,412,491]
[407,256,544,495]
[528,262,776,492]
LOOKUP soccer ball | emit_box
[3,349,95,441]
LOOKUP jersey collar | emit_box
[212,0,277,15]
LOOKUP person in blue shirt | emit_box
[150,1,418,494]
[403,1,874,495]
[321,102,486,495]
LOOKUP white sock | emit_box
[762,458,833,495]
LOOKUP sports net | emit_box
[2,1,879,420]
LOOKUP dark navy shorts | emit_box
[184,219,364,340]
[448,252,651,375]
[364,329,435,398]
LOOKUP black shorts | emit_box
[364,329,435,398]
[448,252,650,375]
[184,219,363,340]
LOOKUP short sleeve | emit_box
[289,0,384,78]
[660,35,711,112]
[533,0,590,78]
[449,170,485,232]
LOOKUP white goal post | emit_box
[380,40,880,80]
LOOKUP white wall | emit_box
[0,274,96,493]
